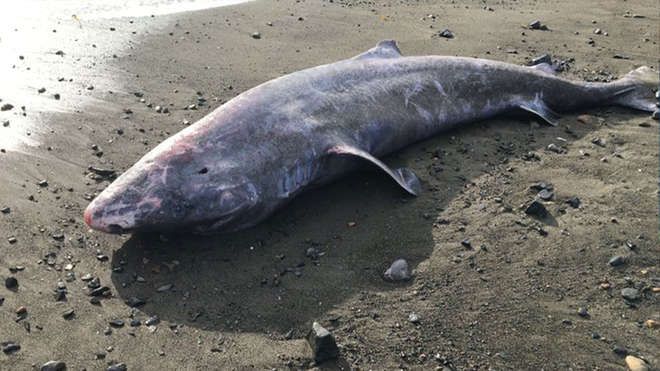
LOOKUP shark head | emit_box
[84,134,260,234]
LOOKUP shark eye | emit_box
[198,167,208,174]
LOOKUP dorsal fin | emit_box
[353,40,403,60]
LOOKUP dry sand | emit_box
[1,0,659,370]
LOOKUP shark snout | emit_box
[83,192,141,234]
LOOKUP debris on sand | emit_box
[437,29,454,38]
[528,20,548,30]
[608,255,625,267]
[625,355,649,371]
[40,360,67,371]
[524,200,548,218]
[307,322,339,364]
[621,288,640,301]
[384,258,412,282]
[5,277,18,290]
[1,341,20,354]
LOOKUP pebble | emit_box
[1,341,20,354]
[5,276,18,290]
[644,319,658,328]
[652,110,659,120]
[438,29,454,38]
[528,20,547,30]
[625,356,649,371]
[531,54,551,65]
[613,345,628,356]
[524,200,548,218]
[307,322,339,363]
[40,360,66,371]
[609,255,625,267]
[251,32,261,39]
[156,284,173,292]
[565,197,581,208]
[577,307,589,317]
[384,258,412,282]
[408,313,421,324]
[546,143,564,153]
[109,319,125,328]
[62,309,75,320]
[1,103,13,111]
[145,316,159,326]
[537,189,554,201]
[621,288,640,301]
[107,363,127,371]
[126,297,146,307]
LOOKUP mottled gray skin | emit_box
[84,40,657,234]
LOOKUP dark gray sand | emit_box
[1,0,659,369]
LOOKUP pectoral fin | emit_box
[519,99,561,126]
[327,144,421,196]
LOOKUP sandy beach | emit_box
[1,0,658,369]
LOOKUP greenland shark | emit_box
[84,40,658,234]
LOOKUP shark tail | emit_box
[613,66,659,112]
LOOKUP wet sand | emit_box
[1,0,659,369]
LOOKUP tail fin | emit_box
[613,66,659,112]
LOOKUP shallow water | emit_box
[0,0,251,151]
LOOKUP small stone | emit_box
[144,316,159,326]
[613,345,628,356]
[460,239,472,248]
[438,29,454,38]
[126,297,145,307]
[547,143,564,153]
[525,200,548,218]
[130,319,141,327]
[625,356,649,371]
[528,20,547,30]
[609,255,625,267]
[1,207,10,214]
[5,277,18,290]
[107,363,127,371]
[651,110,659,120]
[577,307,589,317]
[251,32,261,39]
[408,313,420,324]
[89,286,110,296]
[7,236,17,244]
[307,322,339,364]
[40,360,66,371]
[62,309,75,319]
[621,288,640,301]
[644,319,658,329]
[565,197,581,208]
[591,137,606,147]
[1,103,14,111]
[38,87,46,94]
[109,319,125,328]
[531,54,551,65]
[1,341,20,354]
[537,189,554,201]
[384,259,412,282]
[594,28,602,34]
[156,284,173,292]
